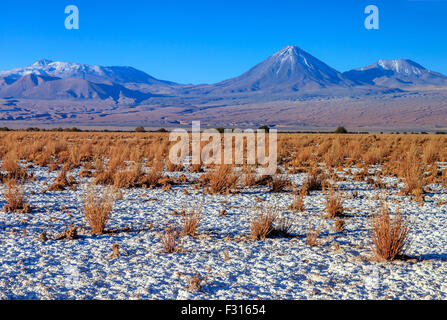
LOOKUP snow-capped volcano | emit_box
[201,45,353,95]
[0,59,176,86]
[374,59,425,75]
[343,59,447,87]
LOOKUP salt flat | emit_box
[0,164,446,300]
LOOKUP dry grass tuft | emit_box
[334,219,345,233]
[442,168,447,188]
[289,185,307,212]
[54,223,78,240]
[249,207,277,240]
[48,167,77,191]
[400,145,425,202]
[186,267,211,291]
[3,179,31,213]
[242,166,258,187]
[306,169,323,191]
[199,165,238,194]
[1,152,29,181]
[269,175,290,192]
[306,220,321,246]
[160,226,183,253]
[369,203,411,261]
[181,206,201,237]
[110,244,120,259]
[271,217,294,238]
[325,187,344,219]
[82,187,114,235]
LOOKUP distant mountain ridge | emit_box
[343,59,447,88]
[1,47,447,101]
[1,46,447,130]
[0,59,177,86]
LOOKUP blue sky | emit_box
[0,0,446,84]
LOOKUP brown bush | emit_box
[3,179,31,213]
[199,165,238,194]
[334,219,345,233]
[166,161,184,172]
[249,207,276,240]
[442,168,447,187]
[189,163,203,173]
[271,217,293,238]
[54,223,78,240]
[400,146,425,202]
[306,220,321,246]
[306,169,323,191]
[1,152,28,181]
[181,206,201,237]
[160,226,183,253]
[82,187,114,234]
[370,203,411,261]
[269,175,290,192]
[48,167,77,191]
[242,166,258,187]
[186,267,211,291]
[423,141,438,164]
[289,185,307,212]
[325,188,344,219]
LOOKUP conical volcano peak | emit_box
[273,46,308,59]
[276,45,300,54]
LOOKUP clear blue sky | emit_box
[0,0,446,84]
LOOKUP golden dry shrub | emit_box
[160,226,183,253]
[334,219,345,233]
[3,179,31,213]
[422,140,438,165]
[48,167,76,191]
[242,166,258,187]
[325,187,344,219]
[442,168,447,187]
[200,165,238,194]
[181,206,201,237]
[186,267,211,291]
[370,203,411,261]
[249,207,276,240]
[269,175,290,192]
[400,145,425,201]
[82,186,114,235]
[306,168,323,191]
[1,151,28,181]
[306,220,321,246]
[289,185,307,212]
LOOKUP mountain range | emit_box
[1,46,447,130]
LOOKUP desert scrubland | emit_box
[0,132,446,299]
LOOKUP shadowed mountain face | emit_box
[343,59,447,88]
[1,46,447,129]
[0,74,154,102]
